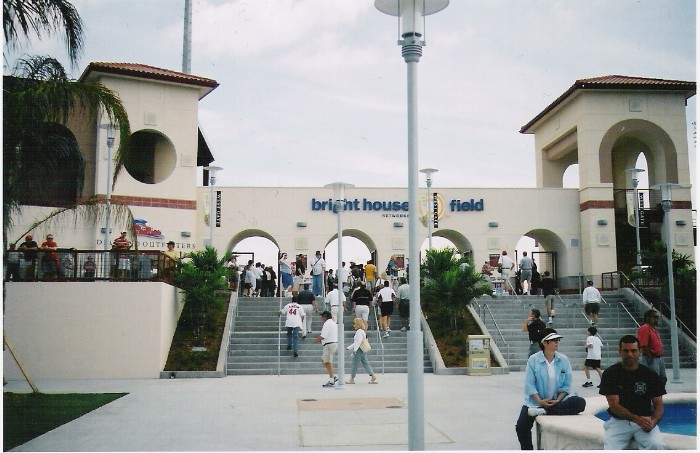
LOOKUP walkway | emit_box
[4,369,696,451]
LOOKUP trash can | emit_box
[467,335,491,376]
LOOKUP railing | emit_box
[5,248,179,284]
[617,271,696,342]
[277,297,283,377]
[371,299,385,374]
[478,303,510,365]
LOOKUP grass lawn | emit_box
[3,392,126,451]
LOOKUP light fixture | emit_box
[651,182,682,383]
[375,1,449,450]
[181,231,192,237]
[393,222,404,228]
[488,221,499,228]
[296,222,307,228]
[597,219,608,226]
[676,220,686,226]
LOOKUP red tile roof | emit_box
[520,75,696,133]
[79,62,219,97]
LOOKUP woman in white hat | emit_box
[515,328,586,450]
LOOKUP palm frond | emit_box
[4,0,84,66]
[9,199,135,247]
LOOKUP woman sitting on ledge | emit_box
[515,328,586,450]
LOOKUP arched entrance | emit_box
[601,119,678,273]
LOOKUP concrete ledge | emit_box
[536,393,696,450]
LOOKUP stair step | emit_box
[227,296,432,375]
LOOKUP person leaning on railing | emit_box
[161,241,179,282]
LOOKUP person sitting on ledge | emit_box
[515,328,586,450]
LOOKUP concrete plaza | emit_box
[4,368,696,451]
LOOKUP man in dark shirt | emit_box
[599,334,665,449]
[539,271,557,324]
[297,283,316,338]
[351,281,373,329]
[521,308,546,357]
[18,234,39,281]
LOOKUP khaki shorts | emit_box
[322,343,337,363]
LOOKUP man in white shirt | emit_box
[314,311,338,387]
[582,280,602,325]
[498,250,515,295]
[310,250,326,297]
[396,277,411,331]
[519,251,534,295]
[377,280,397,338]
[280,298,305,358]
[324,283,346,322]
[253,263,264,297]
[338,262,351,294]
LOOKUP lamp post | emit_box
[652,183,682,383]
[625,168,645,267]
[203,166,223,248]
[375,1,448,449]
[420,168,438,251]
[102,123,116,251]
[325,182,354,390]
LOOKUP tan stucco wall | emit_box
[3,282,184,380]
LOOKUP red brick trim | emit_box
[579,200,614,212]
[91,195,197,210]
[672,201,693,209]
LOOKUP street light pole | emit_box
[204,166,223,248]
[652,183,682,383]
[420,168,438,251]
[103,124,116,251]
[375,1,449,450]
[626,168,645,267]
[325,182,354,390]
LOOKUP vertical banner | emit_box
[638,192,645,227]
[216,190,222,227]
[433,192,439,228]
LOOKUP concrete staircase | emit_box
[227,296,433,375]
[475,292,697,372]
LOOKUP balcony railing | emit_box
[5,249,179,284]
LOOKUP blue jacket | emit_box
[523,351,575,407]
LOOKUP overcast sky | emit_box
[4,0,696,191]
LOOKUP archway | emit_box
[602,119,674,273]
[228,229,280,269]
[323,228,375,279]
[562,164,579,188]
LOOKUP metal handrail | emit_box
[554,294,576,328]
[479,303,510,365]
[371,299,385,374]
[277,297,283,377]
[618,271,695,341]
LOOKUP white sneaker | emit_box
[383,332,390,338]
[527,407,547,417]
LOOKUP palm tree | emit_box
[4,0,84,67]
[3,1,132,240]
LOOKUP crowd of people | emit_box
[4,232,180,282]
[518,300,671,450]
